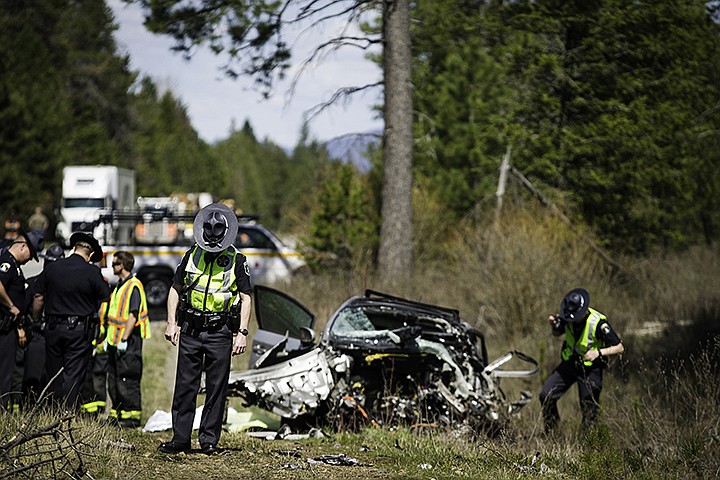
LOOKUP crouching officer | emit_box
[104,251,150,428]
[34,233,110,407]
[539,288,625,433]
[159,203,252,455]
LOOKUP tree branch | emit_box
[304,83,383,122]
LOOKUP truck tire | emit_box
[140,272,173,309]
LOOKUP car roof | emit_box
[340,289,462,324]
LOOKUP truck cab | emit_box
[56,166,136,246]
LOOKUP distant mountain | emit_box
[324,130,381,172]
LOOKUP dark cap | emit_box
[193,203,238,253]
[559,288,590,323]
[17,228,44,262]
[70,232,103,263]
[43,244,65,263]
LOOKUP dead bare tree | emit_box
[0,368,94,479]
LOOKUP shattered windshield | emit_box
[330,307,376,335]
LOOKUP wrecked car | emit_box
[227,286,539,434]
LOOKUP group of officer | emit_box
[0,225,152,426]
[0,203,253,455]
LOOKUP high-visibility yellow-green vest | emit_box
[561,307,606,366]
[105,275,150,346]
[184,245,238,312]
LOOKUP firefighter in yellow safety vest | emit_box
[104,251,150,428]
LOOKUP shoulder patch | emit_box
[0,263,10,273]
[601,323,611,335]
[243,260,250,277]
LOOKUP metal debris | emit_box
[308,454,362,467]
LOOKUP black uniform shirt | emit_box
[594,320,621,346]
[35,254,111,316]
[0,250,25,315]
[173,245,253,295]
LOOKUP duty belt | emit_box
[178,305,228,331]
[47,315,92,329]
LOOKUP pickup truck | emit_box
[101,222,306,308]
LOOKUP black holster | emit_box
[0,314,15,333]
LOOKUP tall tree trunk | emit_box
[378,0,413,285]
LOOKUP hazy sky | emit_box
[109,0,383,149]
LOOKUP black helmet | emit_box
[559,288,590,323]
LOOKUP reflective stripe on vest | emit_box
[184,245,238,312]
[106,275,151,346]
[561,308,606,366]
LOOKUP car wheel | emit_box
[141,273,172,308]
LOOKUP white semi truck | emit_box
[56,165,136,246]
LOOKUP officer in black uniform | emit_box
[0,229,44,410]
[539,288,625,432]
[159,203,252,455]
[33,232,110,407]
[14,244,65,407]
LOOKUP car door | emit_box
[249,285,316,367]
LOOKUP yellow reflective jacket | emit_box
[105,275,150,346]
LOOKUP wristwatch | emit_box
[238,328,249,336]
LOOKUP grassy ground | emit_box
[3,317,717,479]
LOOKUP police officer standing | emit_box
[0,229,44,410]
[33,232,110,407]
[14,244,65,407]
[104,251,151,428]
[539,288,625,433]
[159,203,252,455]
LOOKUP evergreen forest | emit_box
[2,0,720,264]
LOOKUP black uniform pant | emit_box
[171,324,232,448]
[23,329,47,402]
[44,322,93,407]
[0,329,18,410]
[108,332,143,424]
[80,349,108,415]
[539,360,603,432]
[10,329,47,411]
